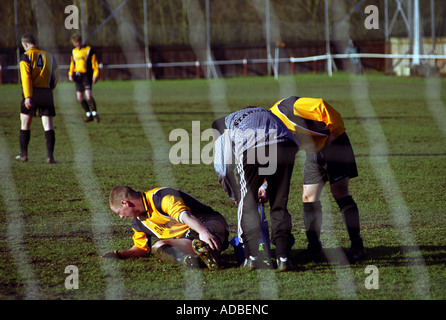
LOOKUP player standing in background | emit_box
[68,33,100,123]
[16,33,58,164]
[270,96,366,263]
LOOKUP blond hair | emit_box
[71,33,82,44]
[21,33,36,45]
[109,186,139,208]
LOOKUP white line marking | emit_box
[0,131,41,299]
[350,77,431,299]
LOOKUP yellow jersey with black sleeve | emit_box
[270,96,345,153]
[20,47,58,99]
[68,45,99,79]
[130,187,228,252]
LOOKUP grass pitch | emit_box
[0,73,445,301]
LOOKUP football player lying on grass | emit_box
[102,185,229,270]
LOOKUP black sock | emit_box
[80,100,90,113]
[303,201,323,250]
[87,98,97,112]
[19,130,30,157]
[155,244,187,265]
[337,196,363,248]
[44,130,55,159]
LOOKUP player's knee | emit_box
[330,181,350,201]
[76,92,84,102]
[302,183,324,202]
[302,192,318,203]
[336,195,356,211]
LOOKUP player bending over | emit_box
[270,96,366,263]
[213,107,298,271]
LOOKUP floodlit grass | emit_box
[0,73,445,301]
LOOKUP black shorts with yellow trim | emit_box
[303,132,358,185]
[21,88,56,117]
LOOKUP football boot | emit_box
[192,239,219,270]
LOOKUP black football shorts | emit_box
[182,217,229,251]
[21,88,55,117]
[73,73,93,91]
[303,132,358,185]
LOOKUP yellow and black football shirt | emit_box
[270,96,345,153]
[68,45,99,79]
[20,47,58,99]
[131,187,228,252]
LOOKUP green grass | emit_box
[0,73,445,301]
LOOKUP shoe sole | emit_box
[192,239,219,270]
